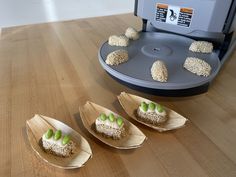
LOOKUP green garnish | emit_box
[62,135,70,145]
[141,102,148,112]
[156,104,164,113]
[45,129,53,139]
[54,130,62,140]
[116,117,124,127]
[100,113,107,121]
[148,102,156,111]
[109,113,115,122]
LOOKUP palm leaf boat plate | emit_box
[26,114,92,169]
[118,92,188,132]
[79,101,147,149]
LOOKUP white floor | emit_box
[0,0,134,28]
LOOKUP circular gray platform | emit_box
[98,32,221,90]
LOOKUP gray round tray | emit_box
[98,32,221,90]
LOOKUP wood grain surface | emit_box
[0,13,236,177]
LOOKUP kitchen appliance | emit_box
[98,0,236,96]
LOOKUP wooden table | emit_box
[0,14,236,177]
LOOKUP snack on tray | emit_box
[95,113,126,140]
[108,35,129,47]
[151,60,168,82]
[125,27,140,40]
[106,49,129,66]
[189,41,213,53]
[42,129,76,157]
[183,57,212,77]
[136,102,167,125]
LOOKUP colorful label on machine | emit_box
[155,3,193,27]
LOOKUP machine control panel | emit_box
[135,0,233,35]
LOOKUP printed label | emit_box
[156,4,168,23]
[155,3,193,27]
[178,8,193,27]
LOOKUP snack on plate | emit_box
[42,129,76,157]
[125,27,140,40]
[183,57,212,77]
[151,60,168,82]
[108,35,129,47]
[95,113,126,140]
[136,102,167,125]
[189,41,213,53]
[106,49,129,66]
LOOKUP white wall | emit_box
[0,0,134,27]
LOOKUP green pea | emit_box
[45,129,53,139]
[54,130,62,140]
[100,113,107,121]
[148,102,156,111]
[156,104,164,113]
[141,102,148,112]
[116,117,124,127]
[109,113,115,122]
[62,135,70,145]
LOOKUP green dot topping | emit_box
[116,117,124,127]
[54,130,62,141]
[45,129,53,139]
[109,113,115,122]
[141,102,148,112]
[62,135,70,145]
[156,104,164,113]
[100,113,107,121]
[148,102,156,111]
